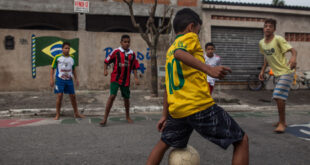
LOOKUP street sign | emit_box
[74,0,89,13]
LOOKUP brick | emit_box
[307,34,310,42]
[177,0,197,7]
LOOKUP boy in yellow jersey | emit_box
[146,8,249,165]
[259,19,297,133]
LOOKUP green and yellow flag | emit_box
[31,35,79,78]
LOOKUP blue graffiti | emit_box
[146,48,150,60]
[104,47,113,58]
[139,63,146,74]
[137,52,144,61]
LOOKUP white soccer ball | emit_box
[168,145,200,165]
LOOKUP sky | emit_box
[214,0,310,7]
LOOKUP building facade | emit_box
[0,0,309,91]
[201,0,310,87]
[0,0,200,91]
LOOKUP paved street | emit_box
[0,110,309,165]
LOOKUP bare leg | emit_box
[69,94,84,118]
[274,99,286,133]
[99,95,116,126]
[232,134,249,165]
[146,140,170,165]
[124,98,133,123]
[55,93,63,120]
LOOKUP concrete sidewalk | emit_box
[0,89,309,118]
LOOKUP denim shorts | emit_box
[161,104,245,149]
[54,77,75,94]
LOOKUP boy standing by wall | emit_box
[259,19,297,133]
[204,42,221,95]
[50,42,84,120]
[99,35,139,126]
[146,8,249,165]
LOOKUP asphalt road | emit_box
[0,110,309,165]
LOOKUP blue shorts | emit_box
[161,104,245,149]
[273,73,294,100]
[54,77,75,94]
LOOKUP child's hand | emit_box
[208,66,232,79]
[50,80,54,88]
[288,57,297,69]
[157,116,167,132]
[259,72,265,81]
[104,70,108,76]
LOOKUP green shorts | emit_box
[110,82,130,99]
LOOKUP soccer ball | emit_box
[168,145,200,165]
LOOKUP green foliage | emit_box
[272,0,285,6]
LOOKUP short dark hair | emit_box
[264,18,277,30]
[173,8,202,34]
[205,42,215,49]
[121,34,130,41]
[62,42,70,48]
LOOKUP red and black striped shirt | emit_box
[104,47,139,87]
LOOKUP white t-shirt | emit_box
[51,55,75,80]
[204,54,221,86]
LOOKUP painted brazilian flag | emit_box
[34,36,79,66]
[31,35,79,78]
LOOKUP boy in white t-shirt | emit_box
[204,42,221,95]
[50,42,84,120]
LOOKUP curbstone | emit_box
[0,104,309,118]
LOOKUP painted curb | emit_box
[0,104,309,118]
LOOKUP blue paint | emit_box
[137,52,144,61]
[286,125,310,140]
[146,48,150,60]
[50,44,63,57]
[139,63,146,74]
[104,47,113,58]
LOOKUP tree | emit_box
[272,0,285,6]
[123,0,173,97]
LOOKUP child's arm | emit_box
[259,58,268,81]
[104,63,108,76]
[157,88,169,132]
[73,68,79,87]
[287,48,297,69]
[174,50,231,79]
[50,68,55,87]
[133,70,139,85]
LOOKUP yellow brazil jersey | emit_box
[165,32,214,118]
[259,35,293,77]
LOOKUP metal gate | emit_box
[211,26,264,82]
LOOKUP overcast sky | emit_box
[215,0,310,7]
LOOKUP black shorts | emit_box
[161,104,245,149]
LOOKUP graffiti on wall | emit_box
[31,34,79,79]
[103,47,150,74]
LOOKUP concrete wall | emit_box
[0,29,170,91]
[0,0,202,91]
[0,0,199,16]
[201,4,310,74]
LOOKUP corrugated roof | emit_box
[202,0,310,11]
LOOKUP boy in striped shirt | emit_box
[99,35,140,126]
